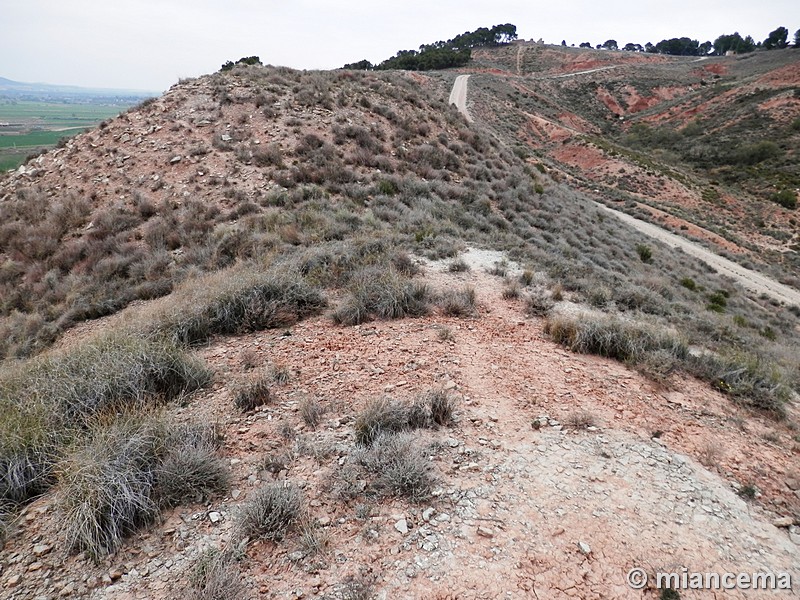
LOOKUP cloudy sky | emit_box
[1,0,796,92]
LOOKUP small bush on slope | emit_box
[236,482,304,542]
[332,265,430,326]
[545,314,688,363]
[57,416,229,561]
[148,264,327,346]
[0,333,210,504]
[546,313,792,417]
[353,431,434,502]
[354,390,455,446]
[189,548,248,600]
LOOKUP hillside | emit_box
[1,50,799,599]
[467,43,800,280]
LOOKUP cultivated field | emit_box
[0,101,136,171]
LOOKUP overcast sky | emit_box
[1,1,797,92]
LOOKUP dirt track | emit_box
[449,78,800,307]
[593,202,800,306]
[448,75,472,122]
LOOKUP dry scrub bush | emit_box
[436,286,477,317]
[353,432,434,502]
[56,417,229,560]
[236,482,303,542]
[300,397,324,429]
[189,549,248,600]
[149,265,327,346]
[156,425,229,507]
[57,417,162,560]
[0,333,210,504]
[545,314,688,363]
[233,373,273,412]
[354,390,454,446]
[332,266,430,326]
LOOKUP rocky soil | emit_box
[2,250,798,599]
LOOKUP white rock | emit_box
[578,541,591,555]
[394,518,409,534]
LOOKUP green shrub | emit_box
[707,290,728,313]
[770,189,797,209]
[680,277,697,291]
[635,244,653,263]
[376,179,399,196]
[236,482,303,541]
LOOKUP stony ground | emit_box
[3,249,799,599]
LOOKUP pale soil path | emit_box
[545,65,620,79]
[593,202,800,306]
[449,78,800,307]
[448,74,472,122]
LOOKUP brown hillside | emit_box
[1,56,800,599]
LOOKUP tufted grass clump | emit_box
[189,548,248,600]
[150,265,327,346]
[236,482,304,541]
[332,265,430,326]
[56,416,228,561]
[354,390,455,446]
[0,333,210,504]
[353,432,434,502]
[545,314,688,363]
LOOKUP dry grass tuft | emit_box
[236,482,303,542]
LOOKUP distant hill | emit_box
[0,76,156,102]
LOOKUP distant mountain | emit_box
[0,76,157,100]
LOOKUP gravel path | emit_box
[448,77,800,307]
[593,202,800,307]
[448,75,472,122]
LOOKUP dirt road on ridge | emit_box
[448,75,472,122]
[449,78,800,307]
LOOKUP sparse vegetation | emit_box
[354,391,454,446]
[353,431,434,501]
[189,549,248,600]
[545,314,688,363]
[236,482,303,542]
[233,373,273,412]
[436,286,477,317]
[300,396,324,429]
[1,47,799,596]
[333,266,430,326]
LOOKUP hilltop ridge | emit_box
[1,48,799,599]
